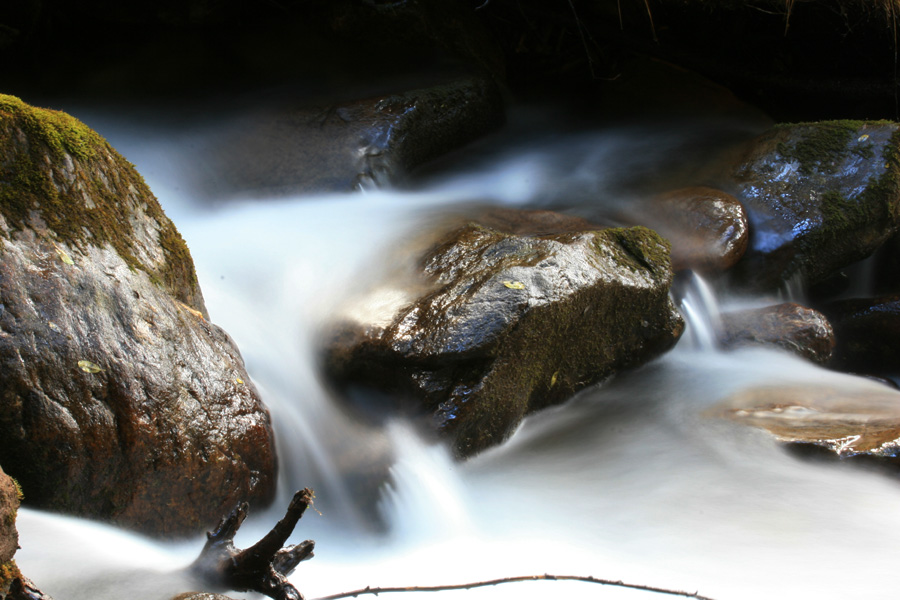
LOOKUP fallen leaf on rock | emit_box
[54,244,74,265]
[77,360,103,373]
[503,280,526,289]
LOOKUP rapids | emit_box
[13,103,900,600]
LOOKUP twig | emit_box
[312,573,718,600]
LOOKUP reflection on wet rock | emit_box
[322,208,684,458]
[719,303,835,364]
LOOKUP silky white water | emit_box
[13,105,900,600]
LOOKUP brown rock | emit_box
[619,186,749,274]
[719,303,835,364]
[0,95,276,536]
[323,208,684,458]
[708,383,900,470]
[0,467,18,565]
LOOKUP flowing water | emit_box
[12,101,900,600]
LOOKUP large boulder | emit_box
[323,209,684,458]
[727,121,900,290]
[0,95,276,536]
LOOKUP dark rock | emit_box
[727,121,900,290]
[873,231,900,295]
[0,467,18,565]
[822,295,900,376]
[708,382,900,473]
[323,208,684,458]
[719,303,835,364]
[190,76,504,198]
[618,186,749,274]
[0,95,276,536]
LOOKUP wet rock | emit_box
[618,186,749,274]
[727,120,900,290]
[186,76,504,198]
[822,295,900,376]
[0,467,18,565]
[872,232,900,295]
[0,95,276,536]
[709,382,900,472]
[172,593,237,600]
[323,208,684,458]
[719,303,835,364]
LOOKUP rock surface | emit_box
[822,295,900,376]
[0,95,276,535]
[727,120,900,290]
[323,209,684,457]
[709,382,900,471]
[187,76,504,198]
[719,303,835,364]
[0,467,17,565]
[619,186,749,274]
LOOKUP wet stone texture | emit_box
[323,209,684,458]
[822,295,900,376]
[727,121,900,290]
[0,95,276,536]
[709,383,900,473]
[719,303,835,364]
[0,466,17,565]
[619,186,749,274]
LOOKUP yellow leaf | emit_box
[77,360,102,373]
[54,244,74,265]
[503,280,525,290]
[550,371,558,387]
[178,302,205,320]
[235,378,244,385]
[858,134,870,142]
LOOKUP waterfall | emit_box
[12,106,900,600]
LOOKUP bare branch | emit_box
[312,574,718,600]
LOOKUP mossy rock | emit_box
[0,94,203,312]
[0,96,276,536]
[728,120,900,289]
[0,467,17,565]
[323,208,684,457]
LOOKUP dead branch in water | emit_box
[312,574,718,600]
[192,488,316,600]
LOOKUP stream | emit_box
[12,100,900,600]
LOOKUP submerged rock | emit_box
[619,186,749,274]
[822,295,900,376]
[190,76,504,197]
[0,95,276,535]
[719,303,835,364]
[709,383,900,473]
[728,120,900,290]
[323,208,684,458]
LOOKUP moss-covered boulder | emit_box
[719,303,835,364]
[323,208,684,458]
[727,120,900,290]
[0,95,276,536]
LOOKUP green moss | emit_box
[604,225,672,277]
[10,479,22,504]
[0,560,19,589]
[775,121,862,175]
[0,94,200,308]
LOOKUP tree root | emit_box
[191,489,316,600]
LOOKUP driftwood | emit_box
[312,574,718,600]
[190,488,718,600]
[192,489,316,600]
